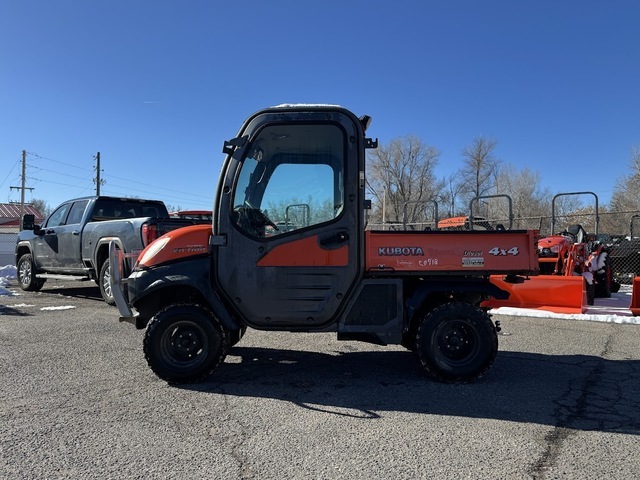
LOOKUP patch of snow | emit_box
[40,306,77,311]
[0,265,18,296]
[490,289,639,324]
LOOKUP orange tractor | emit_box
[537,224,617,304]
[485,223,619,314]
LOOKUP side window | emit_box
[261,163,336,233]
[231,123,344,238]
[46,203,72,228]
[66,200,89,225]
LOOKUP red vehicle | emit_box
[437,216,495,231]
[109,105,539,384]
[537,224,616,304]
[169,210,213,221]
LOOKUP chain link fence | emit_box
[2,203,639,284]
[1,226,18,267]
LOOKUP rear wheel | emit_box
[98,261,115,305]
[415,302,498,383]
[17,253,45,292]
[594,254,612,298]
[586,280,595,305]
[144,304,227,383]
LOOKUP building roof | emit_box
[0,203,44,227]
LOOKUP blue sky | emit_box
[1,1,639,212]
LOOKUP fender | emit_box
[93,236,125,270]
[406,277,509,320]
[128,256,239,332]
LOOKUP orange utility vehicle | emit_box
[109,105,539,385]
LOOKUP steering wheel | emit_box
[233,201,279,237]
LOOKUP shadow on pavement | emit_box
[179,345,640,435]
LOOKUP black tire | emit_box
[98,261,116,306]
[594,254,612,298]
[143,304,227,383]
[610,280,621,294]
[401,321,419,352]
[17,253,45,292]
[415,302,498,383]
[586,280,595,306]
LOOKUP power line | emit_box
[0,155,23,190]
[28,164,96,183]
[26,151,93,172]
[25,150,212,203]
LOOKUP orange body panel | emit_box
[257,235,348,267]
[137,224,211,268]
[481,275,587,314]
[365,230,539,273]
[631,277,640,316]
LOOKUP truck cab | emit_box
[213,105,366,330]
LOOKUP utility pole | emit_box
[94,151,105,195]
[10,150,34,230]
[20,150,26,222]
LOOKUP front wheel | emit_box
[17,253,45,292]
[415,302,498,383]
[143,304,227,383]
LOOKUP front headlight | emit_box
[137,237,170,267]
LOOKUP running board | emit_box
[36,274,91,281]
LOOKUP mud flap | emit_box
[481,275,587,314]
[631,276,640,317]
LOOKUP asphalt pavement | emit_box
[1,279,639,479]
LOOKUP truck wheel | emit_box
[143,304,227,383]
[415,302,498,383]
[17,253,45,292]
[98,261,116,306]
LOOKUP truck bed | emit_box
[365,229,539,275]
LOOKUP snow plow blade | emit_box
[482,275,587,314]
[631,277,640,317]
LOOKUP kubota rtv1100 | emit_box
[109,104,539,384]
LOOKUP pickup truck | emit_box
[15,195,206,304]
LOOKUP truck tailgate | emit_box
[365,230,539,274]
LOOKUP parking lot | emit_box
[1,278,640,479]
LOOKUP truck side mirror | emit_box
[22,214,35,231]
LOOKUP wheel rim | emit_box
[435,320,479,365]
[102,266,112,299]
[19,260,31,287]
[160,320,209,369]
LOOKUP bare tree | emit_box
[609,146,640,233]
[442,172,467,218]
[458,136,501,212]
[495,165,551,230]
[367,135,443,228]
[30,198,51,218]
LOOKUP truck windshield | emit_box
[232,123,344,238]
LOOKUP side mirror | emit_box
[22,214,35,231]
